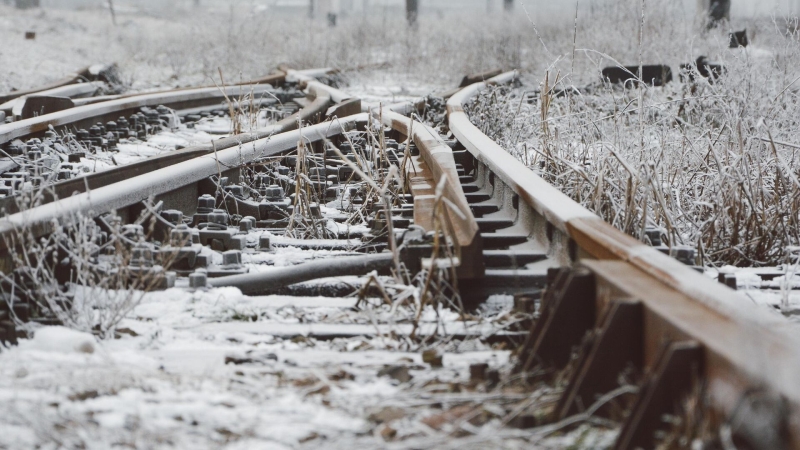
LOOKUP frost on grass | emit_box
[0,2,527,95]
[467,5,800,267]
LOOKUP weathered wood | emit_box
[557,300,643,420]
[615,341,703,450]
[518,268,596,372]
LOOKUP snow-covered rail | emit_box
[0,69,339,216]
[447,71,800,449]
[0,64,115,105]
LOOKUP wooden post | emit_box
[503,0,513,12]
[406,0,418,28]
[705,0,730,26]
[309,0,316,19]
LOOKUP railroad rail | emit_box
[0,64,115,106]
[447,72,800,449]
[0,68,330,216]
[0,65,798,448]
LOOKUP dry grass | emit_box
[1,189,179,338]
[0,2,536,93]
[466,4,800,267]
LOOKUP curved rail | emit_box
[0,78,282,146]
[383,110,483,279]
[288,68,425,116]
[0,70,336,215]
[447,72,800,448]
[5,64,797,444]
[0,65,111,105]
[0,114,364,257]
[295,73,480,277]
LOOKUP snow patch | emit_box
[25,326,96,354]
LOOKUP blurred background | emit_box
[1,0,797,94]
[4,0,800,19]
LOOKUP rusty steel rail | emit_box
[288,68,425,116]
[0,76,284,146]
[0,114,365,262]
[0,66,286,116]
[0,64,112,105]
[66,71,290,108]
[447,72,800,448]
[383,110,484,279]
[0,70,337,215]
[292,72,481,277]
[6,64,798,445]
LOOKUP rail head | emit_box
[285,71,480,275]
[0,67,386,248]
[446,70,518,114]
[447,70,781,318]
[0,69,288,146]
[288,68,425,116]
[382,110,484,279]
[0,68,355,217]
[447,71,597,235]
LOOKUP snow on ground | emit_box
[0,180,594,448]
[0,211,613,448]
[705,266,800,322]
[75,127,217,173]
[0,285,519,449]
[0,5,189,93]
[0,3,462,97]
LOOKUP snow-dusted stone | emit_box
[28,326,96,354]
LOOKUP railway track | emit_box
[0,66,798,448]
[448,73,800,448]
